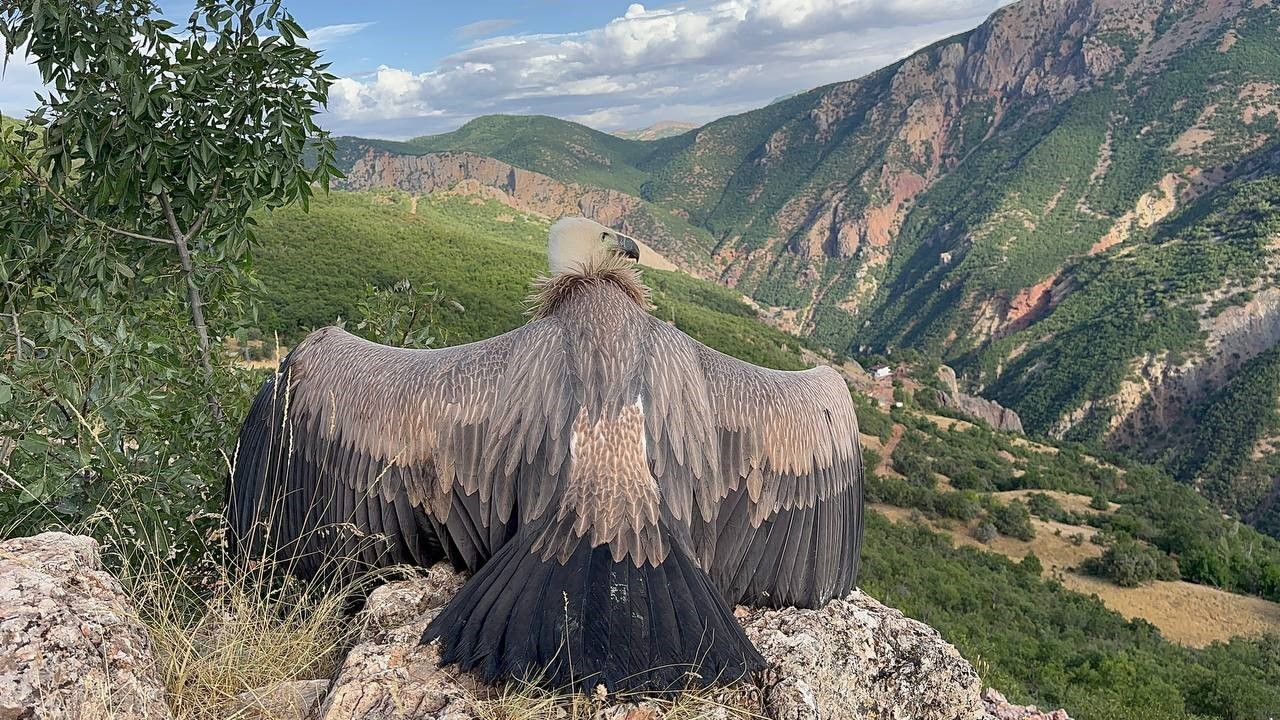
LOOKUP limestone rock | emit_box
[981,688,1073,720]
[936,365,1025,434]
[321,568,986,720]
[739,590,985,720]
[0,532,170,720]
[235,679,329,720]
[316,565,478,720]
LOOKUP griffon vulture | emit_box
[227,217,863,692]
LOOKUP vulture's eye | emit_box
[601,231,611,241]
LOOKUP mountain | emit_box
[612,121,700,141]
[327,0,1280,537]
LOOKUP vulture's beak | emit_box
[615,234,641,262]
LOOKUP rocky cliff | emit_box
[937,366,1026,434]
[336,147,709,273]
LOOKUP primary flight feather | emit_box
[227,216,864,691]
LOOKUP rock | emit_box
[337,149,696,273]
[740,590,984,720]
[321,568,987,720]
[316,565,479,720]
[936,366,1025,434]
[235,679,329,720]
[981,687,1073,720]
[0,532,171,720]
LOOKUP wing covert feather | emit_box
[227,321,573,576]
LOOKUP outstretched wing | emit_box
[644,322,863,608]
[226,322,573,579]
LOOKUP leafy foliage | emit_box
[986,499,1035,541]
[862,514,1280,720]
[1082,536,1180,588]
[0,0,334,559]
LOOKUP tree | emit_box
[988,499,1036,541]
[0,0,337,556]
[1,0,338,417]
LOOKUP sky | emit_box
[0,0,1010,140]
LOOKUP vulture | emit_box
[227,217,863,692]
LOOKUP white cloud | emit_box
[322,0,1007,139]
[304,22,375,49]
[455,19,521,40]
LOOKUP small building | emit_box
[870,365,893,380]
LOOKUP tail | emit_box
[422,519,765,693]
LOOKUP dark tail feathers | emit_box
[422,521,765,693]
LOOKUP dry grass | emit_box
[112,539,361,720]
[474,679,763,720]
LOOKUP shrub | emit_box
[988,500,1036,541]
[1083,537,1181,588]
[1027,492,1067,521]
[1021,552,1044,576]
[973,522,998,544]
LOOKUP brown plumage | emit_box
[227,217,863,692]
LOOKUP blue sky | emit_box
[1,1,1010,139]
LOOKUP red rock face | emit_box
[1003,274,1060,335]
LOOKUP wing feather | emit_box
[641,320,863,608]
[226,321,573,579]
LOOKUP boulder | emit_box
[981,688,1073,720]
[739,591,984,720]
[235,679,329,720]
[0,532,171,720]
[316,565,478,720]
[321,567,987,720]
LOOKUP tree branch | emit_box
[5,303,21,362]
[159,191,223,421]
[185,176,222,239]
[0,143,176,246]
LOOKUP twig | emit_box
[5,303,20,361]
[0,143,176,246]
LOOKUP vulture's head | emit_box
[548,217,641,276]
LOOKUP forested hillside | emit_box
[328,0,1280,542]
[249,190,1280,720]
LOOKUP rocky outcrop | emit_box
[319,568,992,720]
[937,366,1025,434]
[337,148,704,272]
[340,150,638,225]
[235,680,328,720]
[0,535,1070,720]
[982,688,1074,720]
[1077,284,1280,448]
[317,566,473,720]
[739,592,986,720]
[0,533,170,720]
